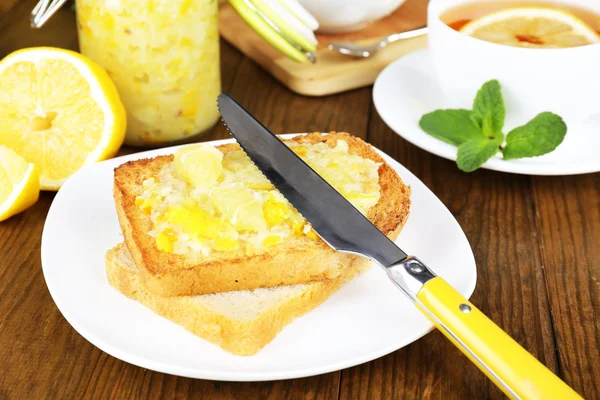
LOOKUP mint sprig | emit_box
[418,80,567,172]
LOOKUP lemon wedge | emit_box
[0,47,126,190]
[0,146,40,222]
[460,7,600,48]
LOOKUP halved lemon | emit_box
[0,146,40,222]
[460,7,600,48]
[0,47,126,190]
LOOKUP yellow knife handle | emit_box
[385,257,581,400]
[416,276,581,399]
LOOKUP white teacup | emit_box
[427,0,600,124]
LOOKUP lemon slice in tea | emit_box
[460,7,600,48]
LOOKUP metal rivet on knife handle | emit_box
[460,304,472,313]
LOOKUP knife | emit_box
[217,93,581,400]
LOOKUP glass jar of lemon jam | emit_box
[75,0,221,146]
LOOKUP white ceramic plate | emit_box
[41,135,476,382]
[373,49,600,176]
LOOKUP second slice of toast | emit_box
[106,242,372,356]
[114,132,411,297]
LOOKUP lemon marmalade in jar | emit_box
[76,0,221,146]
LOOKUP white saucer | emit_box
[41,135,477,382]
[373,49,600,176]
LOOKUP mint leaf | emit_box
[456,135,503,172]
[419,109,482,146]
[503,112,567,160]
[471,80,505,136]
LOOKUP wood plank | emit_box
[532,174,600,398]
[338,108,560,398]
[0,0,20,13]
[112,366,340,400]
[0,0,78,57]
[0,192,126,400]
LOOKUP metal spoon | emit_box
[328,26,428,58]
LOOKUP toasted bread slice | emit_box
[114,132,411,297]
[106,243,371,356]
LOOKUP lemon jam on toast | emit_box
[135,139,381,256]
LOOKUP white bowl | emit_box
[299,0,407,33]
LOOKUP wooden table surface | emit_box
[1,0,599,398]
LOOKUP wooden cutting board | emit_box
[218,0,428,96]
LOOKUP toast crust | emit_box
[113,132,411,296]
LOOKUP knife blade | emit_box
[216,93,582,400]
[216,94,406,269]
